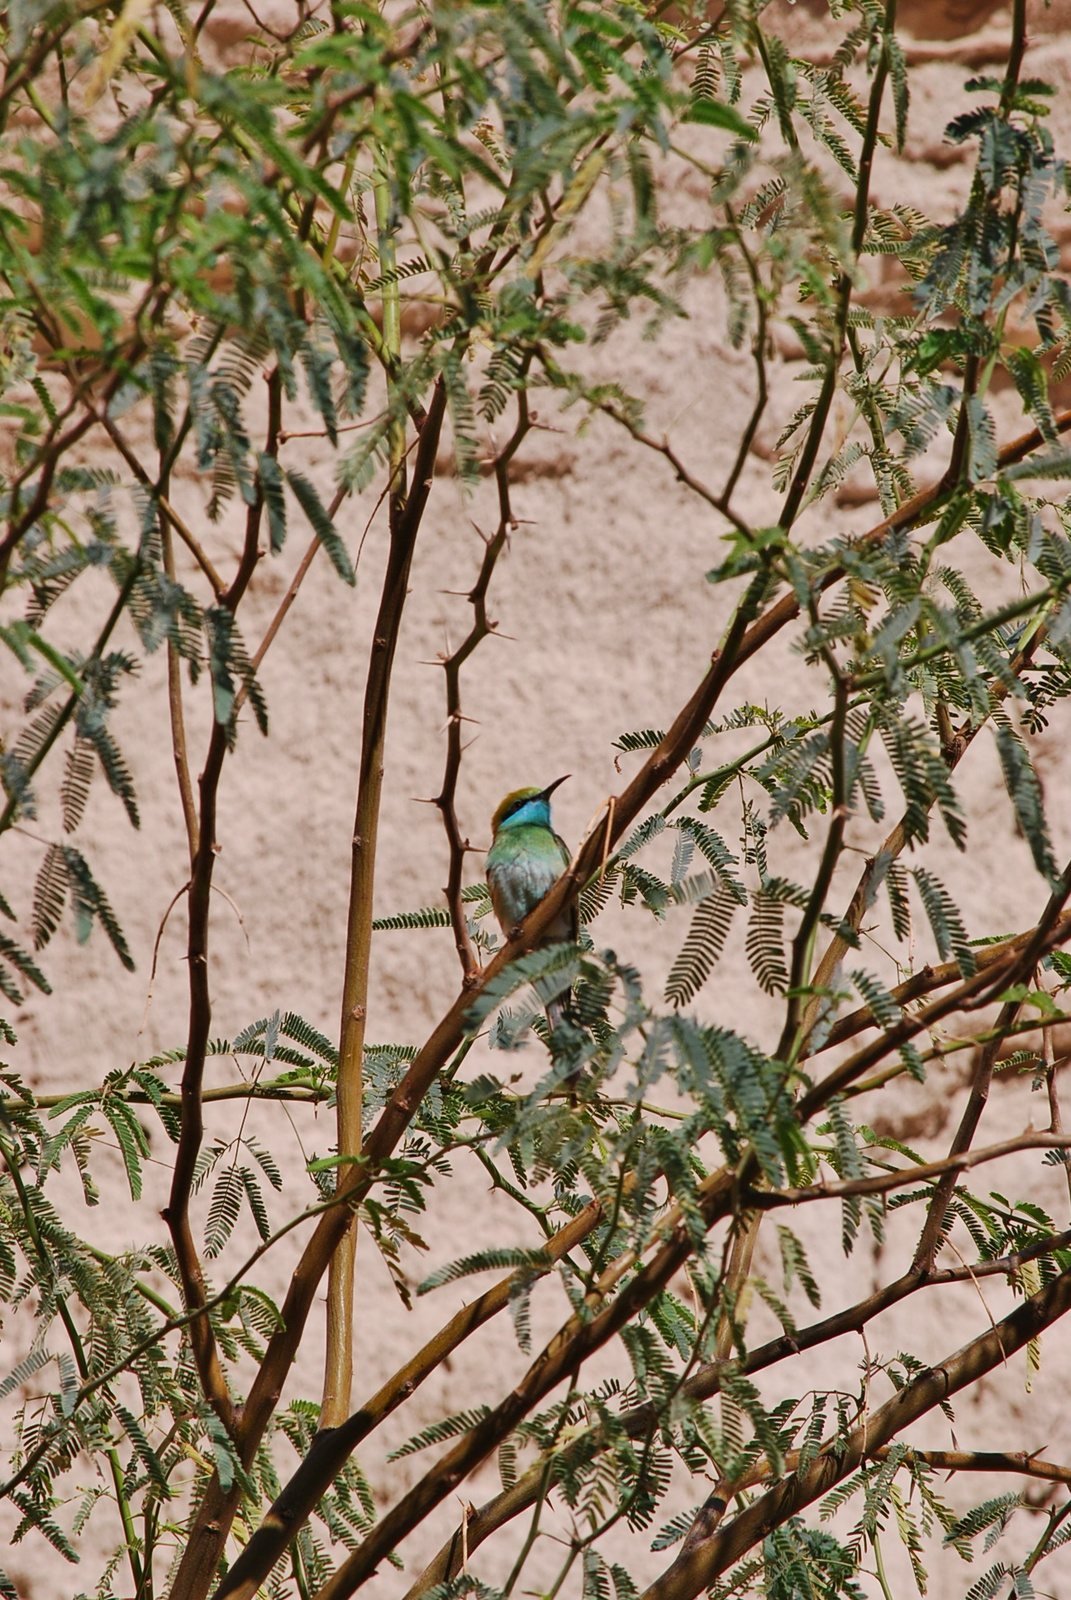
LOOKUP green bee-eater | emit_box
[486,774,577,1030]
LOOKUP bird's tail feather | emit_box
[546,989,580,1102]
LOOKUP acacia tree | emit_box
[3,0,1071,1595]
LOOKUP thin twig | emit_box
[585,390,753,539]
[135,880,190,1044]
[98,411,226,596]
[435,384,532,980]
[910,994,1023,1274]
[719,208,769,509]
[1043,1023,1071,1214]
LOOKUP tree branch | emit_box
[910,995,1022,1274]
[405,1226,1071,1596]
[161,720,237,1436]
[216,1196,604,1600]
[799,858,1071,1118]
[814,911,1071,1054]
[749,1131,1071,1209]
[875,1447,1071,1486]
[640,1269,1071,1600]
[435,385,532,980]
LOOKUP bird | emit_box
[486,775,578,1032]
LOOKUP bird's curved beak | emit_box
[542,774,570,800]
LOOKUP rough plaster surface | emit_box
[3,3,1071,1595]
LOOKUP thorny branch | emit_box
[434,383,533,981]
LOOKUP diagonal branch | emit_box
[306,889,1071,1600]
[877,1448,1071,1485]
[640,1269,1071,1600]
[751,1131,1071,1209]
[405,1225,1071,1596]
[814,910,1071,1053]
[910,995,1022,1274]
[215,1195,604,1600]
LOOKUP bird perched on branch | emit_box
[486,775,577,1031]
